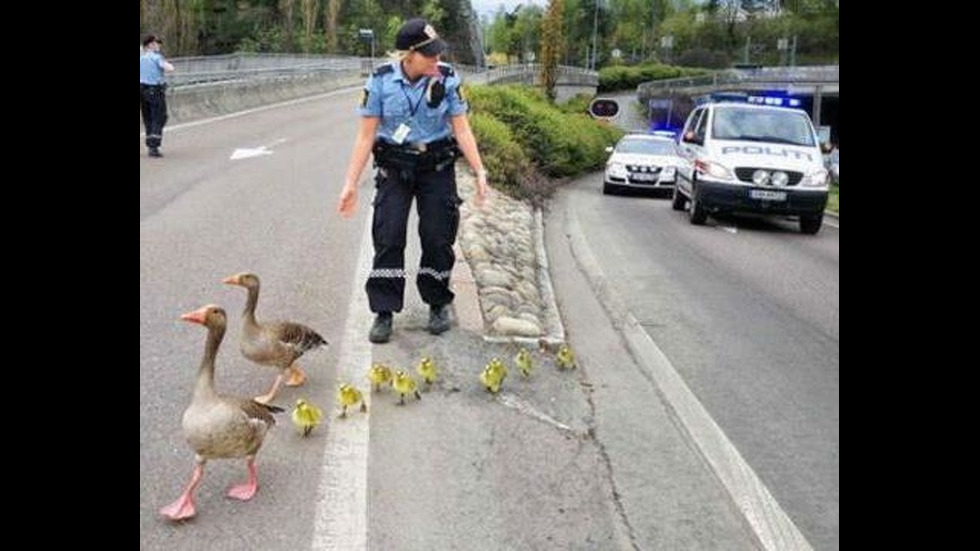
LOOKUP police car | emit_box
[603,133,683,195]
[673,98,830,234]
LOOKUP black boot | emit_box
[428,304,450,335]
[369,312,393,343]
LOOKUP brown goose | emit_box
[160,305,283,521]
[222,272,327,404]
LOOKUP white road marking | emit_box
[718,225,738,234]
[497,392,580,435]
[311,219,373,550]
[230,147,273,160]
[565,202,813,551]
[824,219,839,228]
[230,138,287,160]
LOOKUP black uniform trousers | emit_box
[367,162,461,314]
[140,83,168,149]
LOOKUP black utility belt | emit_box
[375,137,455,155]
[373,138,458,169]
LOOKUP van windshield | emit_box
[711,106,816,147]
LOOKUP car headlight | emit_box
[800,168,829,188]
[607,162,628,178]
[695,159,735,181]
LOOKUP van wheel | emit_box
[688,186,707,225]
[671,186,686,211]
[800,214,823,234]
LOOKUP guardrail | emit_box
[165,53,598,88]
[151,53,599,125]
[637,65,839,100]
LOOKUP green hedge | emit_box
[467,112,530,197]
[468,86,623,183]
[598,63,708,93]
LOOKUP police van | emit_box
[673,96,831,234]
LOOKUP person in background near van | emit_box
[140,34,175,158]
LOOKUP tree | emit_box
[325,0,341,53]
[540,0,564,101]
[301,0,317,52]
[281,0,296,51]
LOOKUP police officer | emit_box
[338,18,489,344]
[140,34,175,157]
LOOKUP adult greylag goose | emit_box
[160,305,284,521]
[222,272,327,404]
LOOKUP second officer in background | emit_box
[337,18,489,344]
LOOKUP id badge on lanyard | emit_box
[392,79,427,145]
[392,123,411,144]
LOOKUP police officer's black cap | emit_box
[142,34,161,46]
[396,19,446,57]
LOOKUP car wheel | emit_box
[671,185,686,211]
[688,184,707,225]
[800,214,823,234]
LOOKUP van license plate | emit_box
[750,189,787,201]
[631,173,657,182]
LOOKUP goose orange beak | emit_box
[180,307,209,325]
[222,274,241,286]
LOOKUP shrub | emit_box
[467,112,529,196]
[468,86,623,179]
[597,63,709,92]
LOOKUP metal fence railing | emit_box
[161,53,598,89]
[637,65,839,99]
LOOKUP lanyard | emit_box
[399,78,428,119]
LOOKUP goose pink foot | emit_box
[159,495,196,520]
[227,458,259,501]
[161,464,204,520]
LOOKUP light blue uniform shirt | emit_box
[358,61,468,145]
[140,51,167,85]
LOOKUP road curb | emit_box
[559,193,814,551]
[476,207,567,347]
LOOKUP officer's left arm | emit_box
[451,114,488,207]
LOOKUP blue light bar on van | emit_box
[747,95,801,107]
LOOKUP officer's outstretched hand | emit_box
[474,172,488,209]
[338,185,358,218]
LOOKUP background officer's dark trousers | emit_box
[140,84,168,149]
[367,164,461,313]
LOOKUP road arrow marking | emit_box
[229,138,287,160]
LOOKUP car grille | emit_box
[735,167,803,186]
[627,165,662,174]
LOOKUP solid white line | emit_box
[140,85,361,136]
[564,202,813,551]
[824,219,839,228]
[311,218,373,550]
[621,316,813,551]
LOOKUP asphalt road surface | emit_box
[141,89,836,550]
[550,172,839,550]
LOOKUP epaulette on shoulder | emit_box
[438,64,455,77]
[373,63,395,77]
